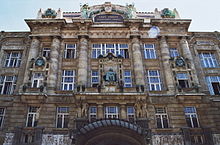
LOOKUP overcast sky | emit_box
[0,0,220,32]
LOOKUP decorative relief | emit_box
[152,135,184,145]
[42,134,72,145]
[3,133,14,145]
[213,134,220,145]
[196,40,215,45]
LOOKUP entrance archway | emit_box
[75,119,148,145]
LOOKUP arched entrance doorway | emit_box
[75,119,149,145]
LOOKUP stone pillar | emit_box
[160,36,175,92]
[77,36,88,89]
[120,105,127,119]
[131,37,145,87]
[97,104,103,119]
[180,37,199,86]
[48,37,60,93]
[23,37,40,84]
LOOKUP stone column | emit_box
[131,37,145,87]
[77,36,88,88]
[23,37,40,84]
[160,36,175,92]
[48,37,60,93]
[180,37,199,86]
[97,104,103,119]
[120,105,127,119]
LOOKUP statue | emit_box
[134,99,147,118]
[161,8,175,18]
[126,3,137,18]
[81,4,89,18]
[104,69,117,82]
[42,8,57,18]
[81,102,88,117]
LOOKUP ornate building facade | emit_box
[0,2,220,145]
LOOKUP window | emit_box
[89,106,97,122]
[144,44,156,59]
[0,108,5,128]
[26,106,40,127]
[61,70,75,90]
[91,43,129,58]
[184,107,199,128]
[64,44,76,59]
[42,48,50,58]
[4,51,22,67]
[155,107,169,128]
[91,70,99,87]
[169,48,179,58]
[127,106,135,121]
[147,70,162,91]
[56,107,69,128]
[124,70,132,87]
[199,52,218,68]
[206,76,220,95]
[31,73,44,88]
[176,73,189,88]
[0,76,17,95]
[105,106,119,119]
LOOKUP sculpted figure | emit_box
[104,69,117,82]
[81,102,88,117]
[81,4,89,18]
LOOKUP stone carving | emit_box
[148,26,160,38]
[152,135,184,145]
[3,133,14,145]
[134,99,147,118]
[104,68,117,82]
[161,8,175,18]
[42,134,72,145]
[42,8,57,18]
[126,3,136,18]
[81,102,89,117]
[213,134,220,145]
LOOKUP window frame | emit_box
[147,70,162,91]
[42,48,51,58]
[4,51,22,68]
[61,70,75,91]
[91,70,99,87]
[0,108,5,128]
[89,106,97,121]
[155,107,169,128]
[26,106,40,127]
[64,44,77,59]
[31,73,44,88]
[176,72,190,88]
[104,106,119,119]
[127,106,135,121]
[184,107,200,128]
[169,48,179,58]
[56,107,69,128]
[123,70,132,88]
[0,75,17,95]
[199,52,218,68]
[144,44,156,59]
[206,76,220,95]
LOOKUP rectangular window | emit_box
[4,51,22,67]
[56,107,69,128]
[199,52,218,68]
[61,70,75,91]
[147,70,162,91]
[105,106,119,119]
[91,43,129,58]
[127,106,135,122]
[169,48,179,58]
[0,108,5,128]
[31,73,44,88]
[0,76,17,95]
[176,73,189,88]
[89,106,97,122]
[155,107,169,128]
[64,44,76,59]
[124,70,132,87]
[91,70,99,87]
[184,107,199,128]
[206,76,220,95]
[144,44,156,59]
[26,106,40,127]
[42,48,50,58]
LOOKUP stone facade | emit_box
[0,2,220,145]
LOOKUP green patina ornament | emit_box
[42,8,57,18]
[161,8,175,18]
